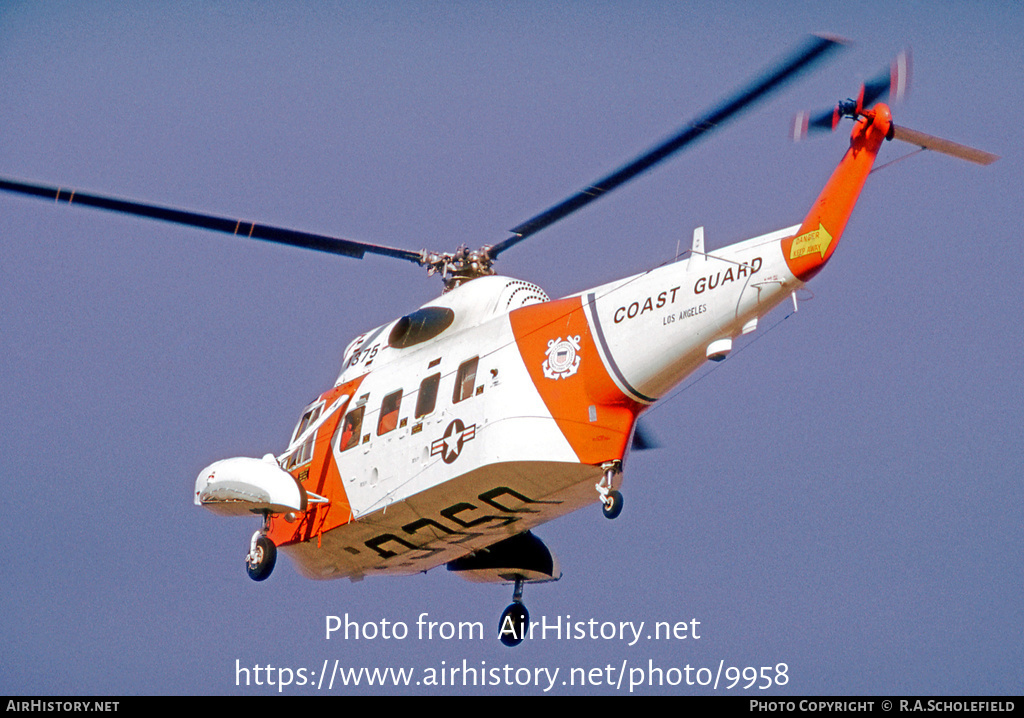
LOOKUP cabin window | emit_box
[377,390,402,435]
[286,402,323,469]
[453,357,479,404]
[415,373,441,418]
[339,405,365,452]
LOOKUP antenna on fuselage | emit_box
[686,226,705,271]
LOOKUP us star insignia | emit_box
[430,418,477,464]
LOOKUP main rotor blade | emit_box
[0,176,425,264]
[890,125,999,166]
[490,34,846,257]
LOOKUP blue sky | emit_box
[1,1,1020,695]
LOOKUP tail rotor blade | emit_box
[890,125,999,165]
[793,49,911,141]
[861,48,912,109]
[792,106,841,140]
[890,48,912,102]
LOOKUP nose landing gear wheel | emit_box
[602,490,624,520]
[246,534,277,582]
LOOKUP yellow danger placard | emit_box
[789,224,833,260]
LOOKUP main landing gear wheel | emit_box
[246,532,277,582]
[596,461,624,520]
[602,490,624,520]
[498,577,529,647]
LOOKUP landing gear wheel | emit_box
[596,460,623,519]
[498,576,529,647]
[499,602,529,647]
[602,490,624,520]
[246,534,277,582]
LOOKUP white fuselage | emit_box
[271,223,803,580]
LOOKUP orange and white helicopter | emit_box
[0,36,996,646]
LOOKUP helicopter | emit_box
[0,35,997,648]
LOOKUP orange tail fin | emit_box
[782,103,892,281]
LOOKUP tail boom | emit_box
[782,103,893,282]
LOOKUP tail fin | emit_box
[782,103,892,282]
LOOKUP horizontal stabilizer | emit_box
[890,125,999,165]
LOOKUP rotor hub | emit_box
[421,245,496,290]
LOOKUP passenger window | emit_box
[377,390,402,435]
[339,405,365,451]
[453,357,479,404]
[415,373,441,418]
